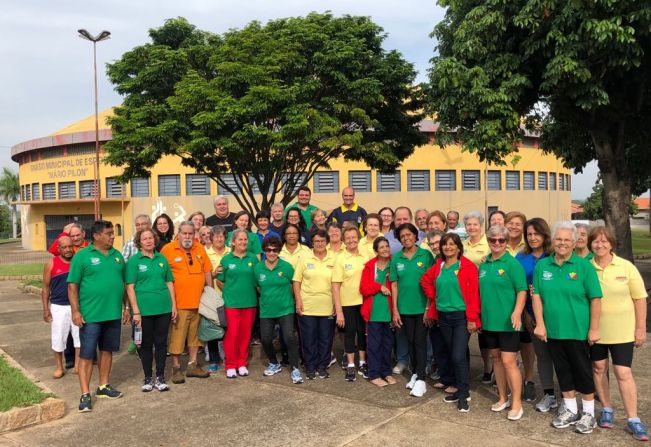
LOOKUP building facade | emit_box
[12,109,572,251]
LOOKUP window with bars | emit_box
[550,173,557,190]
[523,171,535,190]
[559,174,565,191]
[130,178,149,197]
[313,172,339,193]
[106,178,123,198]
[408,170,431,191]
[66,143,96,156]
[376,172,400,192]
[31,183,40,200]
[461,170,480,190]
[42,148,64,159]
[538,172,548,190]
[487,170,501,190]
[58,182,76,199]
[435,170,455,191]
[186,174,210,196]
[217,174,241,195]
[348,171,372,192]
[79,180,94,199]
[158,175,180,196]
[43,183,56,200]
[24,185,31,201]
[505,171,520,190]
[566,174,571,191]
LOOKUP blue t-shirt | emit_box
[516,251,548,318]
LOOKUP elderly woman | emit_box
[479,225,528,421]
[279,223,311,270]
[217,229,260,378]
[309,209,328,236]
[489,210,506,228]
[226,211,263,259]
[199,225,212,248]
[390,223,435,398]
[254,236,303,384]
[516,218,558,412]
[421,233,480,412]
[333,226,370,381]
[419,212,447,252]
[532,221,602,434]
[360,237,396,387]
[378,207,395,236]
[358,214,382,259]
[204,226,230,374]
[574,223,593,260]
[326,221,345,255]
[189,211,206,241]
[589,226,648,440]
[126,228,176,392]
[293,229,337,379]
[462,210,492,382]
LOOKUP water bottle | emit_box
[134,325,142,346]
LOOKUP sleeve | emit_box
[420,264,438,300]
[163,259,174,282]
[332,256,344,283]
[510,260,528,293]
[388,257,398,282]
[125,257,137,285]
[252,264,261,288]
[217,256,228,282]
[465,262,482,327]
[584,262,603,300]
[283,261,295,286]
[627,261,648,299]
[250,233,263,255]
[532,261,542,295]
[67,254,82,284]
[293,258,305,282]
[200,247,213,273]
[360,263,382,297]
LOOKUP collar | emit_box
[591,253,621,270]
[486,252,511,263]
[134,251,160,260]
[306,250,334,262]
[340,203,359,212]
[88,243,115,254]
[548,252,579,266]
[467,235,487,247]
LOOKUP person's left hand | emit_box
[122,308,132,325]
[467,321,478,334]
[587,329,600,345]
[511,312,522,331]
[634,328,646,348]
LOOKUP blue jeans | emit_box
[394,326,410,366]
[438,311,470,398]
[429,322,455,386]
[79,319,121,360]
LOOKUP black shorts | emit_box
[481,330,520,353]
[547,338,595,394]
[589,342,634,367]
[519,330,532,343]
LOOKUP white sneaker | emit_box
[393,363,407,374]
[535,394,558,413]
[226,368,237,379]
[410,380,427,397]
[238,366,249,376]
[406,373,418,389]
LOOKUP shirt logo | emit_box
[90,257,100,265]
[396,263,405,272]
[454,270,459,276]
[416,261,424,268]
[542,271,553,281]
[259,273,267,282]
[344,263,353,271]
[138,264,148,272]
[115,257,121,263]
[479,270,487,278]
[278,271,284,277]
[568,272,577,280]
[159,263,164,268]
[248,262,253,268]
[228,264,236,270]
[497,269,505,277]
[174,256,182,263]
[306,263,315,270]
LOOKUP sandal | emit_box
[384,376,397,385]
[370,378,388,387]
[433,382,447,390]
[444,386,458,394]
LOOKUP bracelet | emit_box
[133,313,141,315]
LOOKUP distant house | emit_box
[633,197,650,221]
[571,202,585,220]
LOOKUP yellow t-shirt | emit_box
[280,244,310,270]
[293,250,336,316]
[506,239,526,257]
[358,236,379,260]
[332,250,369,307]
[592,254,647,344]
[419,240,433,255]
[463,235,489,267]
[205,246,231,288]
[327,243,345,257]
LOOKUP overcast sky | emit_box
[0,0,600,199]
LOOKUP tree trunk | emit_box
[592,128,633,261]
[11,205,17,239]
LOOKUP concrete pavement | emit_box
[0,279,649,447]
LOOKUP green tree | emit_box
[0,204,12,238]
[106,15,426,214]
[0,168,19,238]
[582,182,638,221]
[428,0,650,260]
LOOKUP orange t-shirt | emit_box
[161,241,212,309]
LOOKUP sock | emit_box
[347,363,355,368]
[359,360,366,366]
[544,388,555,396]
[629,417,641,423]
[602,406,613,413]
[564,398,578,414]
[98,384,108,389]
[582,399,595,416]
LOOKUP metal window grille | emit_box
[186,174,210,196]
[106,178,124,198]
[158,175,180,196]
[434,170,455,191]
[523,171,535,190]
[461,170,480,191]
[348,171,371,192]
[58,182,76,199]
[538,172,548,190]
[487,171,501,190]
[31,183,40,200]
[376,172,400,192]
[505,171,520,190]
[130,178,150,197]
[313,172,339,193]
[43,183,56,200]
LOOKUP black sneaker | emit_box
[358,363,369,379]
[96,384,123,399]
[458,397,470,412]
[345,366,357,382]
[481,371,493,384]
[306,370,317,380]
[523,381,536,402]
[78,393,92,412]
[444,394,459,403]
[318,369,330,379]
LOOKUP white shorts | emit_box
[50,303,80,352]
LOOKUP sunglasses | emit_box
[488,238,506,244]
[186,252,193,265]
[265,248,280,253]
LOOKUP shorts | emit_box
[481,330,520,353]
[519,330,532,343]
[79,319,121,359]
[168,309,202,355]
[50,303,80,352]
[589,342,634,367]
[547,338,595,394]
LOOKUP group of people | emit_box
[40,186,648,441]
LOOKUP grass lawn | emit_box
[0,263,43,276]
[22,279,43,288]
[632,229,651,256]
[0,355,52,412]
[0,238,19,245]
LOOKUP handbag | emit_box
[198,316,225,342]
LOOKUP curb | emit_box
[0,275,41,281]
[17,283,41,295]
[0,349,65,434]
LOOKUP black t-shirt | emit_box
[206,212,236,232]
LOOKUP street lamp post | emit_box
[78,29,110,220]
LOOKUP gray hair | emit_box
[271,202,284,211]
[211,225,228,238]
[552,221,578,241]
[486,225,509,239]
[426,230,446,240]
[447,210,459,219]
[213,195,229,205]
[415,208,429,217]
[574,222,591,233]
[135,214,151,224]
[231,228,249,242]
[178,221,195,233]
[463,210,484,225]
[69,222,83,231]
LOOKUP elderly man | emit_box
[285,186,319,228]
[48,222,88,255]
[206,195,236,231]
[269,203,285,234]
[385,207,426,255]
[447,210,468,240]
[414,209,429,234]
[68,220,128,412]
[327,186,367,229]
[121,214,152,261]
[161,221,213,384]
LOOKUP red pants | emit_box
[223,307,257,370]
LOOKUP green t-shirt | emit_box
[435,261,466,312]
[125,252,174,316]
[370,265,391,322]
[67,244,125,323]
[479,253,528,331]
[217,252,259,308]
[389,248,434,315]
[254,259,295,318]
[226,231,263,256]
[577,251,594,261]
[286,203,319,228]
[532,253,602,340]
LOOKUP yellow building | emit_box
[12,109,571,251]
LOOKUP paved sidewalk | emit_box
[0,280,649,447]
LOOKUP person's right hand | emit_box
[380,285,391,296]
[392,313,402,329]
[336,311,345,328]
[534,324,547,342]
[72,311,85,327]
[43,309,52,323]
[295,299,304,316]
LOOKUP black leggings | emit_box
[260,314,300,368]
[343,305,366,354]
[140,313,172,378]
[401,314,427,381]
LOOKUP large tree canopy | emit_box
[106,14,426,213]
[428,0,650,260]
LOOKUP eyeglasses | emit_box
[265,248,280,253]
[186,252,193,265]
[488,238,506,244]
